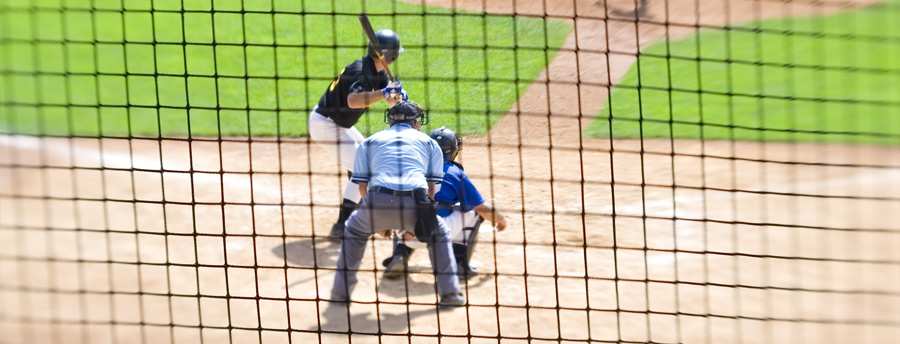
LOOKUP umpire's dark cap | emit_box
[385,100,426,124]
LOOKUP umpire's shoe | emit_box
[438,292,466,307]
[329,291,349,303]
[327,199,357,240]
[383,243,413,280]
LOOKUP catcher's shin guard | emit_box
[455,215,485,278]
[463,214,485,262]
[453,243,478,278]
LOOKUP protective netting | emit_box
[2,0,900,343]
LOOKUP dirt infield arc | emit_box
[3,135,900,344]
[2,0,899,343]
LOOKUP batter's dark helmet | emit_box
[430,126,462,163]
[368,29,404,64]
[385,100,427,125]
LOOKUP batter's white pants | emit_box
[405,209,482,249]
[308,107,364,202]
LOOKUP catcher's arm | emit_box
[474,203,507,231]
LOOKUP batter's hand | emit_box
[382,81,403,100]
[396,89,409,101]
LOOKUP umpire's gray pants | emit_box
[332,191,460,298]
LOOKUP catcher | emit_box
[382,126,507,279]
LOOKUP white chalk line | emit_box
[1,135,294,203]
[4,136,896,266]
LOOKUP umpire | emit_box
[308,29,407,240]
[382,126,507,280]
[331,100,465,307]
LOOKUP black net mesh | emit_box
[2,0,900,343]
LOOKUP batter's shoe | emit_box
[327,222,344,241]
[327,199,357,241]
[383,243,413,280]
[438,292,466,307]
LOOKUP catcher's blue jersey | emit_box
[434,163,485,217]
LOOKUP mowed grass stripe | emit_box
[585,0,900,144]
[0,0,571,137]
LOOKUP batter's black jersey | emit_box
[316,56,389,128]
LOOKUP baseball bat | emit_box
[358,13,396,82]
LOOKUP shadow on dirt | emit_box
[272,239,493,297]
[273,238,488,334]
[376,269,493,298]
[313,300,451,335]
[271,238,341,268]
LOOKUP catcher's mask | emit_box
[385,100,428,125]
[430,126,462,163]
[368,29,404,64]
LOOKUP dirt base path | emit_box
[402,0,877,147]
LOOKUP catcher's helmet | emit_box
[430,126,462,163]
[368,29,404,64]
[385,100,427,125]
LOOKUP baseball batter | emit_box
[331,101,465,307]
[308,29,408,240]
[382,126,508,279]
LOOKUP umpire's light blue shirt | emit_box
[350,123,444,191]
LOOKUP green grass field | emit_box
[585,0,900,144]
[0,0,570,137]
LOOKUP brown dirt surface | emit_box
[3,136,899,344]
[2,0,897,343]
